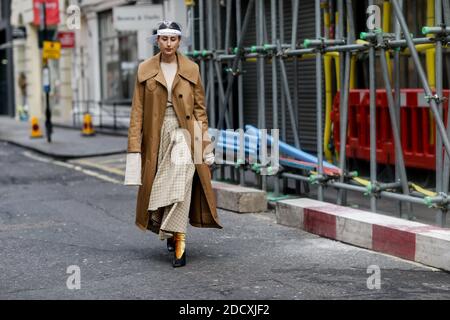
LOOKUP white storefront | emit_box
[11,0,74,124]
[74,0,188,128]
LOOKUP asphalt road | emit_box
[1,142,450,300]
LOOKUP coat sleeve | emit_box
[124,73,144,185]
[127,73,144,153]
[192,67,214,159]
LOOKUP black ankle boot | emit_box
[172,250,186,268]
[172,232,186,268]
[167,237,175,252]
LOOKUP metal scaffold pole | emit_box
[378,29,411,219]
[199,0,205,83]
[236,0,246,186]
[435,0,447,226]
[315,0,324,201]
[368,0,378,213]
[394,0,404,217]
[256,0,267,190]
[271,0,280,197]
[337,0,354,206]
[443,0,450,197]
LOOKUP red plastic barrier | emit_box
[331,89,450,170]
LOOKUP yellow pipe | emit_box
[326,51,340,91]
[383,1,393,81]
[300,53,317,60]
[411,183,438,197]
[355,40,434,55]
[353,177,370,187]
[403,43,435,55]
[332,55,340,91]
[334,11,341,91]
[426,0,436,144]
[324,12,330,31]
[350,54,356,89]
[325,51,340,58]
[297,52,339,61]
[356,39,370,46]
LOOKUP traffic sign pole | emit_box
[40,2,52,143]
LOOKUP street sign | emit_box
[33,0,60,26]
[12,27,27,39]
[43,41,61,60]
[113,4,163,31]
[57,31,75,48]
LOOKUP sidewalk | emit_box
[0,116,127,159]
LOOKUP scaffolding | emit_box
[185,0,450,227]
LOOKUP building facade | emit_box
[11,0,74,123]
[73,0,188,128]
[9,0,188,127]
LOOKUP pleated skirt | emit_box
[147,104,196,240]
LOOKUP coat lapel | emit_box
[137,51,198,88]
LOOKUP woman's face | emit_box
[157,35,181,57]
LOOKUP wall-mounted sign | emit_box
[12,27,27,39]
[57,31,75,48]
[43,41,61,60]
[113,4,163,31]
[33,0,60,26]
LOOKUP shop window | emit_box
[99,10,138,101]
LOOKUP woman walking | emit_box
[124,21,222,268]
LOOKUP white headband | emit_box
[157,28,182,36]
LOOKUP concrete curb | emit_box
[276,198,450,271]
[212,181,267,213]
[53,123,128,137]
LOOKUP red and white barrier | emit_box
[276,198,450,271]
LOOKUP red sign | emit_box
[33,0,60,26]
[57,32,75,48]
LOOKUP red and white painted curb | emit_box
[276,198,450,271]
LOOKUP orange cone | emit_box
[30,117,43,138]
[81,113,95,136]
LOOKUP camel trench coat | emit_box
[127,51,222,231]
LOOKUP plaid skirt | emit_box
[147,104,196,240]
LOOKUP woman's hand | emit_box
[204,152,215,166]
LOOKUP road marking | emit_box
[22,151,123,185]
[0,221,67,232]
[96,157,126,164]
[69,158,125,176]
